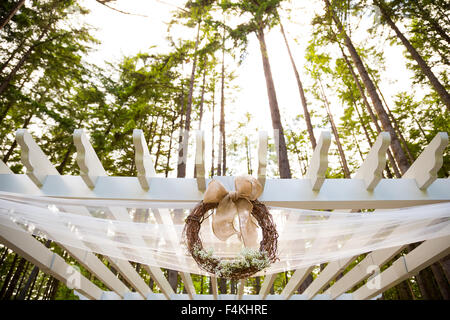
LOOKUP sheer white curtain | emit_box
[1,191,449,275]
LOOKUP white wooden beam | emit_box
[403,132,448,190]
[298,133,394,299]
[15,129,59,187]
[151,208,195,299]
[195,130,206,192]
[72,129,177,298]
[180,272,196,299]
[73,129,106,189]
[259,274,276,299]
[324,246,401,299]
[102,206,174,299]
[305,131,331,191]
[352,232,450,300]
[0,159,12,174]
[14,133,137,297]
[1,175,449,209]
[73,130,174,298]
[318,133,449,299]
[258,131,268,189]
[132,129,156,190]
[13,131,133,298]
[0,216,104,300]
[281,267,313,299]
[353,132,390,191]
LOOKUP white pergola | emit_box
[0,128,449,300]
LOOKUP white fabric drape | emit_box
[0,191,449,276]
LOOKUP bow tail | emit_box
[212,194,240,241]
[236,199,259,249]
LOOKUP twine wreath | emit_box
[183,176,278,280]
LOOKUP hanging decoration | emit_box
[183,176,278,280]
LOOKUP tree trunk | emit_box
[177,22,201,178]
[56,142,74,174]
[374,0,450,111]
[396,280,414,299]
[154,117,167,170]
[0,254,18,299]
[245,137,252,174]
[165,110,176,177]
[16,239,52,300]
[3,257,27,299]
[430,263,450,300]
[318,77,351,178]
[256,25,291,178]
[279,20,316,149]
[440,255,450,283]
[373,80,415,164]
[337,40,401,177]
[0,0,26,30]
[198,63,207,130]
[219,27,226,176]
[149,277,154,291]
[326,0,410,175]
[230,279,236,294]
[255,276,261,293]
[211,79,216,177]
[25,269,38,300]
[17,264,38,300]
[218,278,227,294]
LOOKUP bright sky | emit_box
[77,0,417,178]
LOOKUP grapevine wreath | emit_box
[183,176,278,280]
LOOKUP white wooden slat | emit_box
[353,132,390,191]
[281,267,313,299]
[352,232,450,300]
[403,132,448,190]
[103,207,173,299]
[22,215,130,298]
[73,129,107,189]
[152,208,195,299]
[0,159,12,174]
[259,274,276,299]
[15,129,59,187]
[0,216,104,300]
[133,129,195,298]
[258,131,268,189]
[281,210,343,300]
[298,133,396,299]
[316,132,449,299]
[59,244,130,297]
[2,175,448,209]
[13,133,135,297]
[180,273,196,299]
[305,131,331,191]
[195,130,206,192]
[72,129,175,299]
[133,129,156,190]
[325,246,401,299]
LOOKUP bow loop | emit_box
[203,176,263,249]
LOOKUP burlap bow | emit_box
[203,176,263,249]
